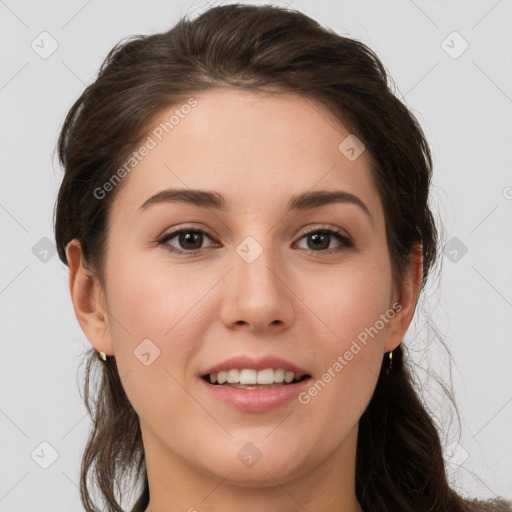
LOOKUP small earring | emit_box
[98,351,107,361]
[385,350,393,377]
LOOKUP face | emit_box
[79,88,412,488]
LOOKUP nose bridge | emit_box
[234,232,282,299]
[232,207,280,279]
[220,230,294,330]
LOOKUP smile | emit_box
[205,368,309,387]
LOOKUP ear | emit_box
[384,243,423,353]
[66,239,114,356]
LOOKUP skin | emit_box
[66,87,422,512]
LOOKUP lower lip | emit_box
[199,377,312,412]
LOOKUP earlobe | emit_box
[384,244,424,352]
[66,240,114,356]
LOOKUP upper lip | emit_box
[200,355,310,378]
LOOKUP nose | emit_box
[219,241,295,332]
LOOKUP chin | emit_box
[206,461,309,488]
[192,438,316,488]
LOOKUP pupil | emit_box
[180,231,202,250]
[309,232,329,250]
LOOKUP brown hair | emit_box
[53,4,512,512]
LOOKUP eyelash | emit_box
[156,225,354,256]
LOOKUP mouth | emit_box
[198,355,312,411]
[201,368,311,389]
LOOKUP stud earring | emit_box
[97,350,107,361]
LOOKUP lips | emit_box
[198,354,312,412]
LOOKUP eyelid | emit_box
[299,224,351,240]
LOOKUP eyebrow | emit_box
[139,188,373,224]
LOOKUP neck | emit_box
[142,423,363,512]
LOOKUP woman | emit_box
[53,4,512,512]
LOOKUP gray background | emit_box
[1,0,511,510]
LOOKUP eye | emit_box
[158,228,216,254]
[295,227,353,253]
[157,225,353,256]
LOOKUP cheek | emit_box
[102,255,205,410]
[103,277,205,441]
[296,256,392,403]
[305,255,393,347]
[106,254,205,342]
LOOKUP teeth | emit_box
[227,369,239,383]
[240,369,257,385]
[285,371,296,383]
[274,368,285,383]
[208,368,303,385]
[256,368,274,385]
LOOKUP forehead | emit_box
[110,87,383,224]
